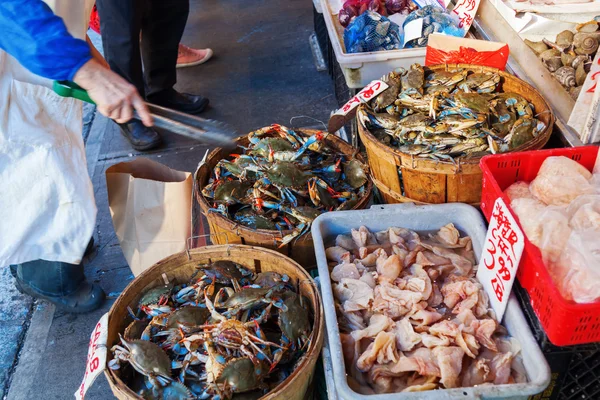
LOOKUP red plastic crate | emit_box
[480,146,600,346]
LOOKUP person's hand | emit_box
[73,59,153,126]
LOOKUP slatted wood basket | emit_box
[358,64,555,205]
[105,245,324,400]
[196,128,373,268]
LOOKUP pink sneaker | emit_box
[177,44,213,68]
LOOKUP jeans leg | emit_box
[13,260,85,297]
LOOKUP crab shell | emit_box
[165,306,210,329]
[343,159,368,189]
[142,381,194,400]
[124,319,150,341]
[278,291,310,343]
[216,357,264,393]
[138,284,174,307]
[249,137,295,157]
[214,180,252,205]
[253,272,286,288]
[121,337,172,380]
[265,161,312,189]
[199,260,253,283]
[217,287,271,310]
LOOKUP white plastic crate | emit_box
[319,0,426,89]
[312,203,551,400]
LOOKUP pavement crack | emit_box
[2,300,35,400]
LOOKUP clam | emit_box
[576,63,588,86]
[569,86,582,101]
[554,66,576,88]
[525,39,548,55]
[556,30,575,48]
[574,32,599,55]
[576,21,599,33]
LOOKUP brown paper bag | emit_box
[106,158,192,276]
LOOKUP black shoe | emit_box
[147,88,209,114]
[119,120,162,151]
[11,260,105,314]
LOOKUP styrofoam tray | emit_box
[312,203,551,400]
[319,0,426,89]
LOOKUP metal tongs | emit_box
[53,80,238,148]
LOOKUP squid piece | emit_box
[326,246,352,264]
[394,318,422,351]
[356,331,399,372]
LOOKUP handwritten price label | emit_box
[451,0,480,34]
[75,313,109,400]
[568,51,600,143]
[333,80,389,117]
[476,198,524,321]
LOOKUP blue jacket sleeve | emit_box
[0,0,92,81]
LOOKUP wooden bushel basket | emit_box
[358,64,555,205]
[196,129,373,268]
[105,245,324,400]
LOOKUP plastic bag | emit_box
[530,156,594,206]
[504,181,535,201]
[536,207,571,265]
[555,230,600,303]
[344,11,402,53]
[567,194,600,231]
[510,197,546,245]
[425,45,510,70]
[402,6,462,48]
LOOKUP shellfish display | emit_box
[109,262,315,399]
[525,21,600,100]
[326,224,527,393]
[201,125,369,246]
[358,64,546,161]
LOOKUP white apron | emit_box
[0,0,96,266]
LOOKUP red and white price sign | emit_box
[333,80,389,117]
[451,0,481,34]
[476,198,524,321]
[75,313,109,400]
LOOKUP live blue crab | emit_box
[202,124,368,244]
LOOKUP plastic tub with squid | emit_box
[312,203,550,399]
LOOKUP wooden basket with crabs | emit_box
[357,63,554,205]
[196,125,373,268]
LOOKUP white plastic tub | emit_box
[320,0,426,89]
[312,203,551,400]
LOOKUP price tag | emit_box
[450,0,480,34]
[402,18,424,48]
[332,80,389,118]
[328,80,389,133]
[476,198,524,321]
[75,313,109,400]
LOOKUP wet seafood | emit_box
[526,22,599,98]
[359,64,545,161]
[328,225,526,393]
[202,125,368,245]
[110,266,313,399]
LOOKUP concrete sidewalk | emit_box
[1,0,336,398]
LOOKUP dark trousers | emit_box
[96,0,189,98]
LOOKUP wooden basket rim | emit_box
[105,244,325,400]
[195,128,373,238]
[358,63,556,168]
